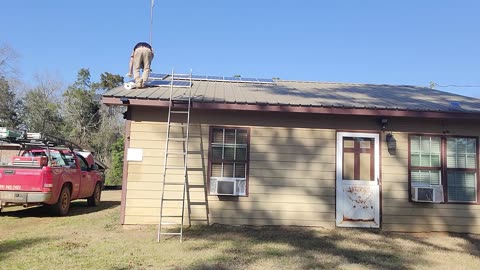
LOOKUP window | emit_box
[208,127,249,196]
[447,138,477,202]
[409,135,479,203]
[77,155,89,172]
[342,137,375,181]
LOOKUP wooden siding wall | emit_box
[381,123,480,234]
[124,106,480,233]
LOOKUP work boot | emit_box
[135,79,144,89]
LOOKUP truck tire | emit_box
[52,186,71,216]
[87,182,102,207]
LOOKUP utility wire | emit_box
[431,82,480,88]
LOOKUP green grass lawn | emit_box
[1,191,480,270]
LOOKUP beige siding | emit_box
[123,107,339,228]
[123,106,480,233]
[380,130,480,233]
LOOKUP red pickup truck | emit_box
[0,148,104,216]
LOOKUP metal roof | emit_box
[103,79,480,114]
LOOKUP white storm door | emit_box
[336,132,380,228]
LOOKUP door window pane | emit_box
[343,152,355,180]
[342,137,374,181]
[359,152,372,181]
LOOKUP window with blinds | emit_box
[447,138,477,202]
[410,136,441,186]
[209,127,249,196]
[409,135,478,203]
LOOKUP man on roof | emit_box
[126,42,154,89]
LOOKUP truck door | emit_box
[77,155,94,198]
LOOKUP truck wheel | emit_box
[52,186,71,216]
[87,183,102,207]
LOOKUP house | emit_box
[102,74,480,233]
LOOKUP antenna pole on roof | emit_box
[150,0,155,45]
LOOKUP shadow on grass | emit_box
[182,225,425,270]
[452,233,480,257]
[0,237,52,261]
[0,200,120,218]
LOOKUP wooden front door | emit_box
[336,132,380,228]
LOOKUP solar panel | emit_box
[147,72,275,84]
[173,81,192,87]
[191,75,207,80]
[145,80,171,86]
[241,78,259,83]
[207,75,223,80]
[149,73,169,79]
[145,80,192,87]
[172,74,190,80]
[257,78,274,83]
[224,77,241,81]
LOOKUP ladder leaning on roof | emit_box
[157,69,193,242]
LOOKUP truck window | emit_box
[49,152,67,166]
[77,155,89,172]
[22,150,69,167]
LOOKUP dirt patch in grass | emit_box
[1,191,480,269]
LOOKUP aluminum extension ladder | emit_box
[157,70,192,242]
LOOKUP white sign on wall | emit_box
[127,148,143,161]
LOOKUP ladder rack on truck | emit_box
[0,127,83,151]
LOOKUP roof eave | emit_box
[102,96,480,120]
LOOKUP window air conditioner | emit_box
[213,179,236,196]
[412,186,444,203]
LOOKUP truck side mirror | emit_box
[91,164,99,170]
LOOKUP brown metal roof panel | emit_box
[104,86,127,97]
[232,84,246,102]
[222,82,234,103]
[145,87,170,99]
[190,81,206,102]
[239,86,257,103]
[198,81,216,102]
[111,87,137,98]
[198,81,215,102]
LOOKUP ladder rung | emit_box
[160,222,181,225]
[169,123,187,127]
[170,111,189,114]
[189,202,207,205]
[188,185,205,188]
[162,215,183,218]
[189,219,208,221]
[167,151,186,156]
[164,182,185,185]
[168,137,187,141]
[165,166,185,170]
[159,232,182,235]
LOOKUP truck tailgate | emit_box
[0,167,44,192]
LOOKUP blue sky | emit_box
[1,0,479,97]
